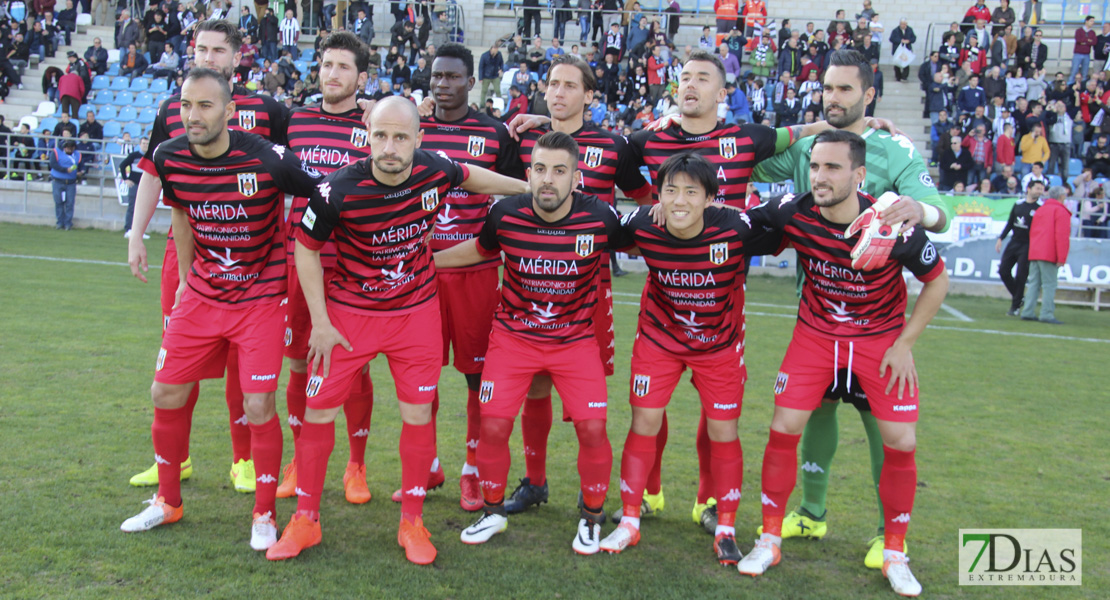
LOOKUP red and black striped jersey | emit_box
[285,105,372,270]
[620,205,782,355]
[295,150,469,315]
[152,131,322,306]
[747,191,946,339]
[477,192,633,344]
[419,108,525,272]
[519,124,652,207]
[627,123,781,208]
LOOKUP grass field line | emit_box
[0,253,163,269]
[929,324,1110,344]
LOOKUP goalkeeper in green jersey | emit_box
[751,49,953,570]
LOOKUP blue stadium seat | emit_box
[104,142,122,156]
[40,117,58,132]
[294,60,309,73]
[1095,177,1108,187]
[106,63,120,76]
[148,78,169,93]
[129,78,149,92]
[117,105,138,121]
[133,92,154,107]
[137,108,157,124]
[154,92,171,106]
[300,49,314,62]
[1069,158,1084,175]
[91,89,114,105]
[123,122,142,138]
[103,121,122,138]
[78,104,93,118]
[114,90,134,106]
[92,75,110,90]
[110,77,129,90]
[1048,175,1062,187]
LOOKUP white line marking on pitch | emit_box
[0,253,163,269]
[940,303,974,322]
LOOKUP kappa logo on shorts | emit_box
[710,242,728,265]
[350,128,368,148]
[719,137,737,160]
[306,375,323,398]
[467,135,486,157]
[633,374,650,397]
[575,234,594,257]
[156,347,167,371]
[479,380,494,403]
[284,327,293,347]
[774,371,789,394]
[584,146,604,169]
[422,188,440,212]
[238,110,256,130]
[238,172,258,197]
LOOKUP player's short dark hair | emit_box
[435,42,474,76]
[812,129,866,169]
[535,131,580,163]
[549,54,597,93]
[319,31,370,73]
[656,152,719,200]
[186,67,232,104]
[196,19,242,51]
[685,49,727,87]
[827,49,874,92]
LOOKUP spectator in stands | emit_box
[279,9,299,60]
[957,74,987,117]
[1016,28,1047,73]
[741,0,766,38]
[1080,186,1108,237]
[746,31,775,78]
[938,33,960,69]
[49,139,78,229]
[1095,22,1110,70]
[0,37,25,91]
[53,111,76,138]
[0,115,8,176]
[964,125,993,184]
[992,162,1016,189]
[1086,133,1110,178]
[960,34,989,75]
[723,79,750,123]
[604,22,621,59]
[1021,185,1070,323]
[1005,67,1027,105]
[78,109,102,141]
[145,10,167,59]
[989,29,1009,68]
[1076,78,1102,126]
[967,103,992,134]
[992,0,1015,36]
[981,65,1005,102]
[82,36,108,76]
[1070,16,1097,84]
[258,7,279,62]
[919,50,942,92]
[714,0,738,37]
[941,135,974,190]
[147,42,180,83]
[526,36,548,75]
[1072,167,1099,201]
[1022,0,1043,28]
[57,65,83,119]
[508,84,528,117]
[1043,98,1074,179]
[431,10,451,50]
[1020,123,1050,175]
[774,87,801,126]
[56,0,76,44]
[1022,160,1049,190]
[647,42,666,101]
[926,72,949,125]
[522,0,542,42]
[74,131,96,182]
[888,18,915,82]
[8,123,33,180]
[390,55,409,92]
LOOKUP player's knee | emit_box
[242,393,276,422]
[151,382,191,409]
[574,418,608,448]
[480,417,514,445]
[288,358,308,374]
[398,401,433,426]
[883,429,916,452]
[705,417,739,442]
[770,407,809,436]
[630,407,664,436]
[305,406,341,424]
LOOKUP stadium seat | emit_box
[32,101,55,117]
[117,105,138,121]
[300,49,314,62]
[148,79,168,93]
[123,122,142,138]
[129,78,149,92]
[78,104,93,118]
[103,121,122,138]
[1069,158,1084,175]
[75,12,91,25]
[91,89,114,105]
[19,115,38,132]
[294,60,309,73]
[106,63,120,76]
[40,117,58,133]
[134,92,154,107]
[137,108,157,124]
[110,77,129,91]
[113,90,134,106]
[154,92,170,106]
[92,75,110,90]
[1048,175,1062,187]
[97,105,117,120]
[104,142,122,156]
[1095,177,1109,187]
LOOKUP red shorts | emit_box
[628,334,745,421]
[437,268,499,374]
[479,329,608,422]
[160,237,179,327]
[155,291,284,393]
[284,265,337,360]
[305,300,442,410]
[773,324,919,423]
[594,264,616,376]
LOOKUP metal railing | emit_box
[0,133,131,216]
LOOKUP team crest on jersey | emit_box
[774,371,789,394]
[575,234,594,257]
[479,380,494,403]
[283,327,293,347]
[421,188,440,211]
[238,110,256,130]
[350,128,368,148]
[156,347,167,371]
[238,172,258,197]
[467,135,486,157]
[584,146,604,169]
[719,137,737,160]
[633,374,650,397]
[306,375,323,398]
[710,242,728,265]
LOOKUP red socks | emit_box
[249,416,282,516]
[760,429,801,536]
[477,417,514,505]
[285,369,308,441]
[344,371,374,466]
[153,406,191,507]
[224,348,251,463]
[710,439,744,515]
[880,446,917,550]
[619,431,656,514]
[465,387,481,466]
[182,383,199,452]
[521,395,552,486]
[695,410,714,503]
[294,421,335,520]
[645,412,667,495]
[574,419,611,510]
[399,421,436,522]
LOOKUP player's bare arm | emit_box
[433,238,486,269]
[169,207,192,310]
[880,270,948,399]
[881,195,948,233]
[127,172,164,282]
[460,164,530,196]
[294,240,352,377]
[505,113,551,141]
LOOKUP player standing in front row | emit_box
[736,130,948,597]
[277,31,377,506]
[120,69,322,554]
[265,97,527,565]
[434,132,629,554]
[597,153,781,565]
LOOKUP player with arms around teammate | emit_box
[278,31,378,506]
[125,19,290,493]
[737,130,948,597]
[119,69,322,554]
[400,42,526,511]
[434,132,631,555]
[597,153,781,565]
[751,49,953,568]
[265,97,528,565]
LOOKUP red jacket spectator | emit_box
[959,46,989,74]
[58,72,85,102]
[995,133,1015,167]
[741,0,766,30]
[509,93,528,117]
[715,0,739,21]
[964,2,991,23]
[648,55,666,85]
[1074,26,1097,56]
[1028,198,1071,263]
[34,0,56,15]
[963,134,994,170]
[797,61,821,84]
